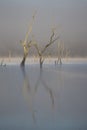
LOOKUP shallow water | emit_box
[0,64,87,129]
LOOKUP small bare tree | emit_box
[65,48,70,61]
[57,40,64,65]
[34,28,59,68]
[20,12,36,67]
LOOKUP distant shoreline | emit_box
[0,57,87,65]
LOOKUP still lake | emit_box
[0,63,87,130]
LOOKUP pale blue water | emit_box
[0,63,87,130]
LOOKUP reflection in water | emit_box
[21,66,36,123]
[0,64,87,128]
[35,68,54,109]
[20,66,55,123]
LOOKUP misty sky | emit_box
[0,0,87,56]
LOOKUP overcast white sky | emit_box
[0,0,87,56]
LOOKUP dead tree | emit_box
[65,48,70,61]
[20,12,36,67]
[34,29,59,68]
[57,40,64,65]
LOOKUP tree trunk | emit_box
[40,56,43,68]
[20,56,26,67]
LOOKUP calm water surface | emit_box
[0,64,87,130]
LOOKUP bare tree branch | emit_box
[23,11,36,46]
[41,36,59,54]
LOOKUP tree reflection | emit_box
[35,68,54,109]
[21,66,36,123]
[20,66,55,123]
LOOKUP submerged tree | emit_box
[65,48,70,61]
[20,12,36,67]
[57,40,64,65]
[34,28,59,68]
